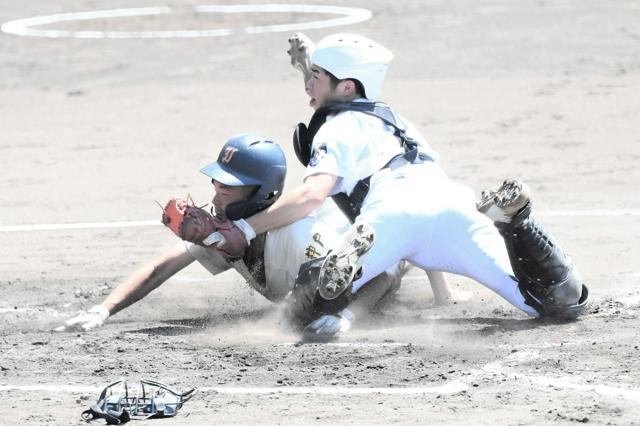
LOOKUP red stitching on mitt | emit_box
[161,196,217,245]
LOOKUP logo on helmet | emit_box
[221,147,239,164]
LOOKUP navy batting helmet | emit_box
[200,134,287,220]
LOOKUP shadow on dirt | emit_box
[124,308,274,336]
[363,311,568,338]
[120,299,602,340]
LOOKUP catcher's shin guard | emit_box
[318,222,375,300]
[494,203,589,320]
[285,257,352,327]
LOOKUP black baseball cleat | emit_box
[318,223,375,300]
[477,179,531,223]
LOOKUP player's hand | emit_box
[56,305,110,331]
[302,309,354,342]
[202,218,255,258]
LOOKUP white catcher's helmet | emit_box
[311,33,393,100]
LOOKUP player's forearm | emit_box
[247,175,335,234]
[247,188,321,234]
[101,245,194,316]
[101,266,166,316]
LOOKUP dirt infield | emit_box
[1,0,639,424]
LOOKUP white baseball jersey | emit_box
[305,102,539,317]
[305,99,439,197]
[185,201,349,302]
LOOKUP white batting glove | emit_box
[58,305,110,331]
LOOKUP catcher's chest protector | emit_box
[293,101,433,223]
[293,101,419,167]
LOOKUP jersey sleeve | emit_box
[303,112,385,196]
[303,124,358,195]
[184,242,231,276]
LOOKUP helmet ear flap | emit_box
[225,197,261,221]
[221,201,247,221]
[293,123,311,166]
[225,179,283,221]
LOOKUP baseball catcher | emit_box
[211,32,588,330]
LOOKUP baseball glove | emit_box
[161,196,217,245]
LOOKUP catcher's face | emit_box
[211,180,256,219]
[306,65,355,110]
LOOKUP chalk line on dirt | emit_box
[0,220,159,232]
[536,209,640,217]
[1,350,638,400]
[480,352,640,403]
[0,383,468,395]
[3,364,639,401]
[1,4,372,39]
[1,209,638,233]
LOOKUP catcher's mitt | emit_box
[161,196,217,244]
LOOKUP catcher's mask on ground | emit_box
[81,378,197,424]
[200,133,286,220]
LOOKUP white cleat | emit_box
[318,223,375,300]
[477,179,531,223]
[287,32,315,83]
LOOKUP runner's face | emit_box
[306,65,348,110]
[211,180,255,219]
